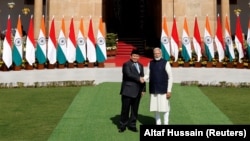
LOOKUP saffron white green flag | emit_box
[224,15,235,62]
[247,19,250,61]
[76,17,86,63]
[170,16,179,62]
[47,17,57,64]
[66,17,76,63]
[235,15,244,63]
[193,16,202,62]
[3,15,12,68]
[96,17,107,63]
[181,17,192,62]
[87,17,96,63]
[25,15,35,66]
[36,15,47,64]
[161,16,171,61]
[57,17,67,65]
[13,15,23,66]
[214,14,225,62]
[204,15,214,62]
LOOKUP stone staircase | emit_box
[116,38,146,57]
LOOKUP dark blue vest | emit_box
[149,59,168,94]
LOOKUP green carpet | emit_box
[47,83,232,141]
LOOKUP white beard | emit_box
[155,57,161,61]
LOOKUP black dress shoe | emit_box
[118,127,126,133]
[127,126,138,132]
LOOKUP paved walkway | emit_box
[1,67,250,85]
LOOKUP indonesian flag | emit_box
[13,15,23,66]
[25,15,35,66]
[3,15,12,68]
[57,17,67,64]
[204,15,214,62]
[76,17,86,63]
[224,15,235,62]
[47,17,57,64]
[235,14,244,63]
[161,16,171,61]
[214,14,225,62]
[87,17,96,63]
[181,17,192,62]
[96,17,107,63]
[247,19,250,60]
[36,15,47,64]
[66,17,76,63]
[193,16,202,62]
[170,16,179,62]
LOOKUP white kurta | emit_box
[144,61,173,112]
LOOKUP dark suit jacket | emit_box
[120,60,146,98]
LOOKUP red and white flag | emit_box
[25,15,35,66]
[76,17,86,63]
[66,17,77,63]
[224,15,235,62]
[2,15,12,68]
[13,15,23,66]
[193,16,202,62]
[161,16,171,61]
[235,14,244,63]
[204,15,214,61]
[170,16,179,62]
[214,14,225,62]
[47,17,57,64]
[181,16,192,62]
[87,17,96,63]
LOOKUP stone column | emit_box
[221,0,230,35]
[34,0,43,39]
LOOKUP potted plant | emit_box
[106,33,117,56]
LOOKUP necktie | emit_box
[134,63,140,73]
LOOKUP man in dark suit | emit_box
[118,49,146,133]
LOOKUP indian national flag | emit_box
[36,15,47,64]
[193,16,202,62]
[87,17,96,63]
[57,17,67,65]
[66,17,76,63]
[47,17,57,65]
[181,17,192,62]
[235,14,244,63]
[161,16,171,61]
[3,15,12,68]
[214,14,225,62]
[13,15,23,66]
[204,15,214,62]
[170,16,179,62]
[25,15,35,66]
[96,17,107,63]
[247,19,250,60]
[224,15,235,62]
[76,17,86,63]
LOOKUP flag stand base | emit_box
[77,63,85,68]
[206,62,213,68]
[88,62,95,68]
[194,62,201,67]
[216,62,223,68]
[13,65,22,71]
[25,63,33,70]
[37,64,44,70]
[226,62,234,68]
[48,64,55,69]
[171,62,179,67]
[0,63,9,71]
[98,62,104,68]
[183,62,189,67]
[57,64,65,69]
[67,63,75,68]
[236,62,244,69]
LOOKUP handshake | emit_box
[140,77,145,83]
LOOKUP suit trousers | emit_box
[119,94,141,128]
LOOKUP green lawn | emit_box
[0,83,249,141]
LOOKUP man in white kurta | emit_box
[144,47,173,125]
